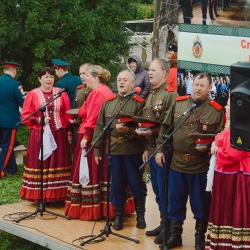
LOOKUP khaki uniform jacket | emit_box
[74,84,91,108]
[93,94,145,157]
[158,96,224,174]
[142,82,178,155]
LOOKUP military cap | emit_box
[1,62,21,69]
[132,116,161,129]
[66,108,79,118]
[116,114,135,125]
[52,59,71,69]
[168,43,178,52]
[189,133,215,146]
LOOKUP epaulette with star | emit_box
[132,95,145,103]
[77,84,86,89]
[176,95,190,101]
[209,100,223,111]
[165,85,175,92]
[105,95,117,102]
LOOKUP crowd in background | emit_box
[178,72,230,107]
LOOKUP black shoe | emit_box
[113,205,124,230]
[135,198,146,229]
[195,220,208,250]
[136,213,146,229]
[146,212,166,236]
[210,17,216,20]
[154,228,165,244]
[215,14,219,17]
[146,225,162,236]
[167,220,183,248]
[113,215,123,230]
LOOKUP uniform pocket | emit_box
[198,120,215,133]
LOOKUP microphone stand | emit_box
[139,109,196,250]
[15,92,71,223]
[80,95,139,246]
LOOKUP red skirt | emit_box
[64,134,135,220]
[20,128,72,202]
[206,171,250,249]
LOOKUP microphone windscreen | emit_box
[134,87,142,94]
[194,100,203,107]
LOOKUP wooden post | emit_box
[152,0,161,59]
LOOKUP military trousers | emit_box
[149,157,166,214]
[0,128,18,177]
[109,153,147,206]
[168,168,211,221]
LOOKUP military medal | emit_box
[158,100,162,109]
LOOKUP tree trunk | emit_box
[152,0,162,59]
[153,0,179,59]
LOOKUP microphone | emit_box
[122,87,142,98]
[54,86,69,96]
[182,100,203,116]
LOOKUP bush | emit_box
[129,2,154,20]
[136,4,155,20]
[16,125,29,148]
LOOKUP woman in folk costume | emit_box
[65,65,135,220]
[20,67,72,202]
[206,97,250,249]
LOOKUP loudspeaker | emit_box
[230,62,250,151]
[230,62,250,90]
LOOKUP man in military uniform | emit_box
[69,63,92,145]
[156,73,224,249]
[0,62,24,177]
[135,58,178,244]
[52,59,82,108]
[92,70,147,231]
[74,63,92,108]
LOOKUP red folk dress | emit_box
[206,127,250,249]
[20,87,72,202]
[166,67,178,91]
[166,52,178,91]
[65,84,135,220]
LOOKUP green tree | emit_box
[0,0,134,88]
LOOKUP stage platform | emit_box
[0,185,196,250]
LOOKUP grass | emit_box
[0,165,48,250]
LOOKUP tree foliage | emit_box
[0,0,135,88]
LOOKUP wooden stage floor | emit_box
[0,185,196,250]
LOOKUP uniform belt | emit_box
[110,136,129,143]
[174,151,209,161]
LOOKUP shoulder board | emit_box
[105,95,117,102]
[77,84,86,89]
[165,85,175,92]
[132,95,145,103]
[176,95,190,101]
[209,100,223,111]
